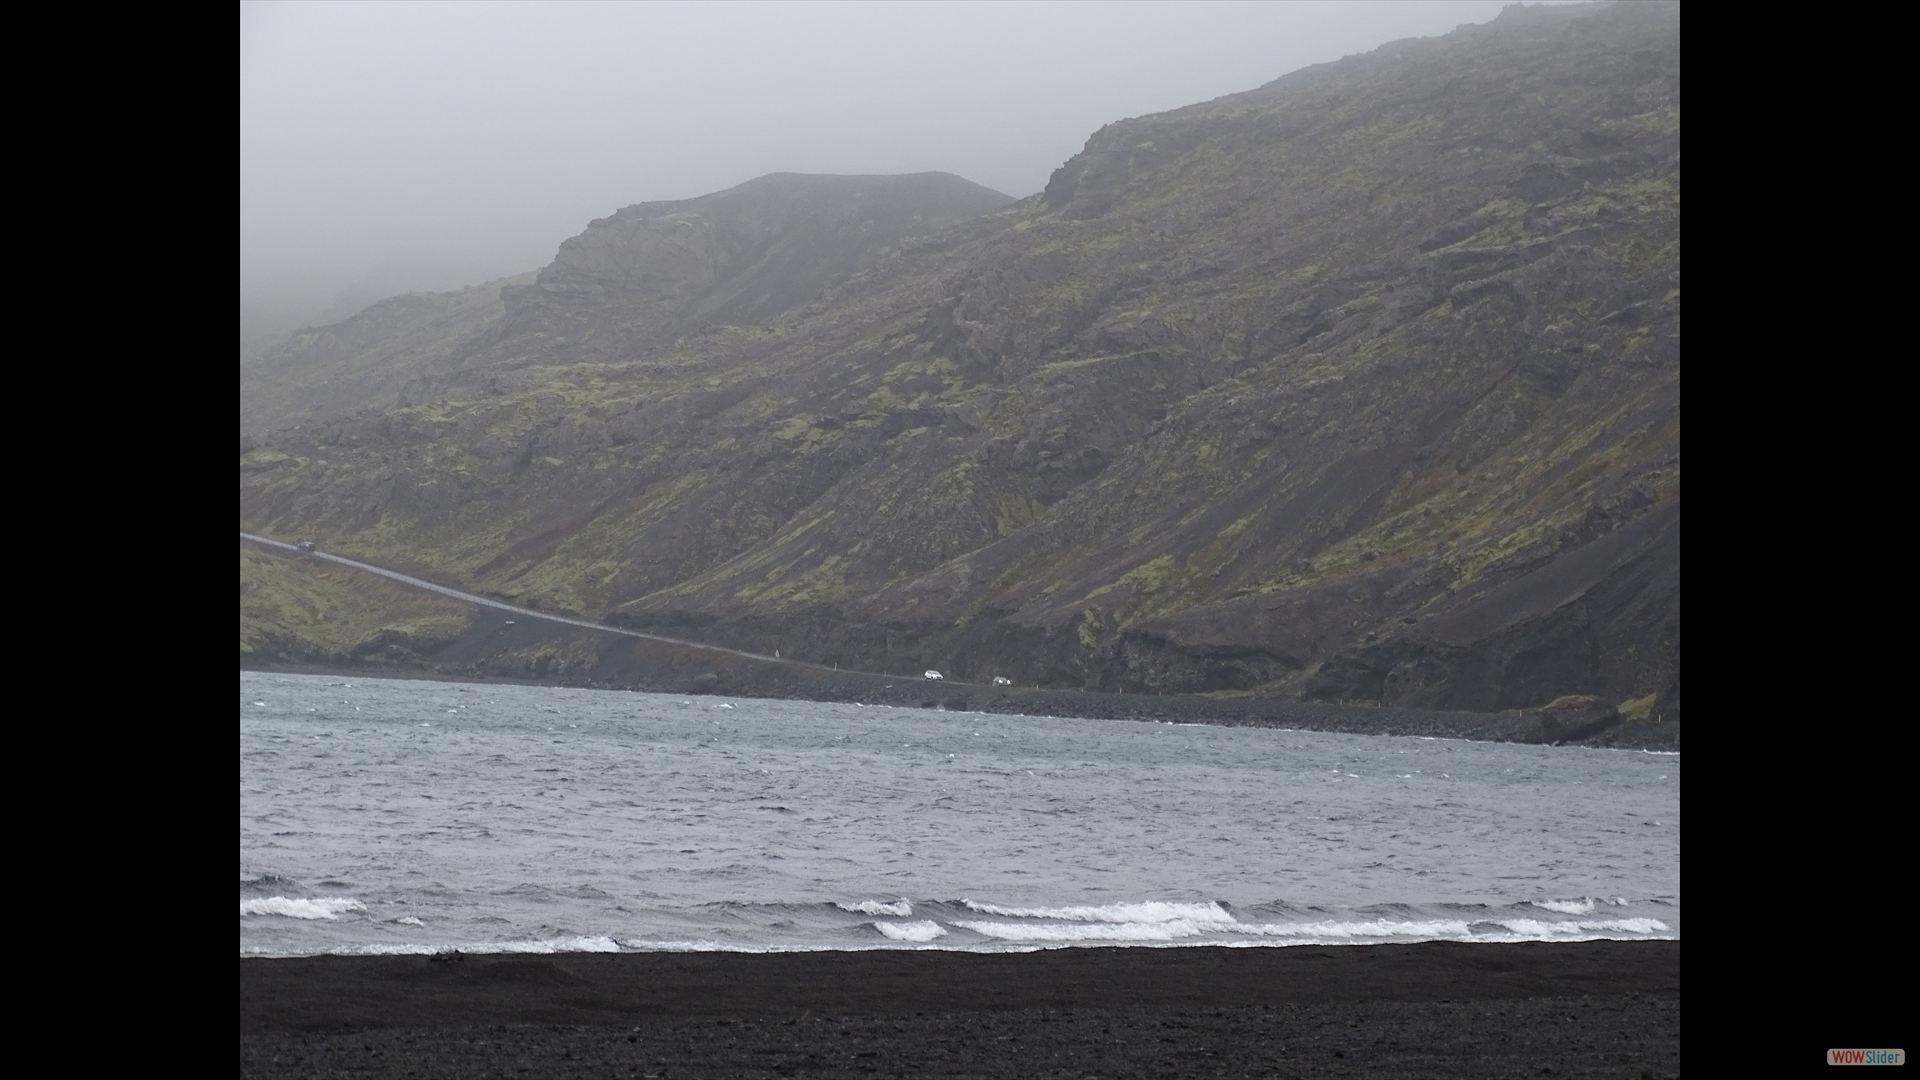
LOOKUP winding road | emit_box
[240,531,825,672]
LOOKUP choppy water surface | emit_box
[240,672,1678,956]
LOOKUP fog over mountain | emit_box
[243,1,1677,726]
[240,1,1562,354]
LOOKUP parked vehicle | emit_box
[924,670,943,681]
[992,676,1012,686]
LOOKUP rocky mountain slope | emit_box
[241,273,537,438]
[241,172,1012,438]
[242,1,1679,720]
[240,543,475,667]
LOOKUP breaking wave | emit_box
[838,899,913,917]
[1484,918,1669,937]
[873,920,947,942]
[292,936,623,956]
[959,900,1235,925]
[240,897,366,920]
[1530,898,1603,915]
[1243,919,1475,940]
[955,918,1214,942]
[936,899,1674,947]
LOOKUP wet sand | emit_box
[241,940,1679,1078]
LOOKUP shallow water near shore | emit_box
[240,671,1677,957]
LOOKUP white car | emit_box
[992,676,1012,686]
[924,670,944,681]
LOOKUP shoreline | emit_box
[241,659,1680,751]
[242,940,1680,1079]
[239,933,1682,963]
[241,534,1676,752]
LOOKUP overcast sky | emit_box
[241,0,1549,337]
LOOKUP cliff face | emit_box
[242,1,1679,718]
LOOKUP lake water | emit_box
[240,671,1678,957]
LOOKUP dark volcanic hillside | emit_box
[240,172,1013,437]
[242,1,1679,720]
[241,273,537,437]
[501,172,1017,358]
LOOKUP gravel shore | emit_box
[241,940,1680,1079]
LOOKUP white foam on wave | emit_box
[955,918,1216,942]
[241,897,367,920]
[949,914,1669,946]
[838,899,913,917]
[485,935,621,953]
[874,920,947,942]
[1530,898,1597,915]
[283,936,623,957]
[617,939,739,952]
[1489,918,1670,937]
[1241,919,1475,940]
[959,900,1235,925]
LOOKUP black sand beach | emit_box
[241,940,1679,1078]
